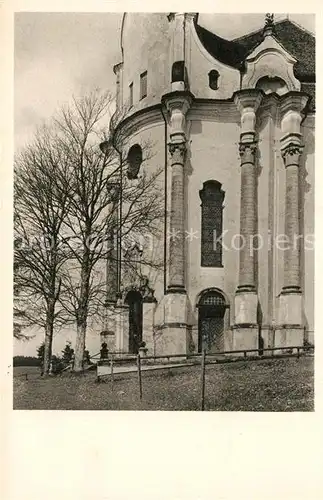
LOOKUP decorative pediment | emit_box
[242,34,301,93]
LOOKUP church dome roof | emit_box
[195,17,315,81]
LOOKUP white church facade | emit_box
[100,13,315,357]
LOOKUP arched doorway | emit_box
[197,290,227,353]
[125,290,143,354]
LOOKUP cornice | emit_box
[161,90,195,110]
[113,104,163,143]
[112,91,312,145]
[233,89,264,113]
[189,99,240,122]
[114,97,243,141]
[279,91,310,116]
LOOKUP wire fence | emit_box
[96,344,314,411]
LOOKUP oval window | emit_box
[209,70,220,90]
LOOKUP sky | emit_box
[14,13,315,151]
[14,12,315,355]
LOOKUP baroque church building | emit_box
[101,13,315,357]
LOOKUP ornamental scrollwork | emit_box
[239,142,257,164]
[281,143,303,166]
[168,142,187,163]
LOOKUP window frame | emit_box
[129,82,134,107]
[140,71,147,100]
[199,180,225,268]
[208,69,220,91]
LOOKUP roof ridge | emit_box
[287,17,315,37]
[232,17,314,42]
[231,18,285,42]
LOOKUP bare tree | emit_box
[53,91,164,371]
[14,90,165,373]
[14,129,70,374]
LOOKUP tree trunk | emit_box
[73,321,87,372]
[42,301,55,375]
[73,249,90,372]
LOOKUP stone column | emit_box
[114,296,129,353]
[168,141,186,292]
[277,92,309,347]
[237,140,258,293]
[156,90,193,355]
[106,218,118,303]
[281,143,302,294]
[233,89,263,352]
[102,185,119,351]
[142,297,157,356]
[162,91,193,293]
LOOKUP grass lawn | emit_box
[13,365,41,377]
[13,356,314,411]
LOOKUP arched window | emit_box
[125,290,143,354]
[255,76,288,95]
[126,144,142,179]
[199,180,225,267]
[197,289,227,353]
[208,69,220,90]
[199,291,226,307]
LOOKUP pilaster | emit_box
[277,92,309,343]
[114,297,129,353]
[233,89,263,350]
[162,91,193,293]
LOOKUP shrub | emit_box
[13,356,40,367]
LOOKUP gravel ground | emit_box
[13,356,314,411]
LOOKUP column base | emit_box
[260,327,275,350]
[114,304,129,353]
[142,300,157,355]
[154,323,188,357]
[231,325,259,355]
[234,291,258,324]
[278,292,303,326]
[166,285,186,294]
[100,304,117,351]
[273,326,305,351]
[153,292,189,356]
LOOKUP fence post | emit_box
[137,353,143,400]
[110,355,114,390]
[200,350,206,411]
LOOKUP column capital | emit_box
[239,141,257,165]
[280,131,303,167]
[168,141,186,163]
[281,142,304,167]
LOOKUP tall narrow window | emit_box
[129,82,133,107]
[199,180,225,267]
[140,71,147,100]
